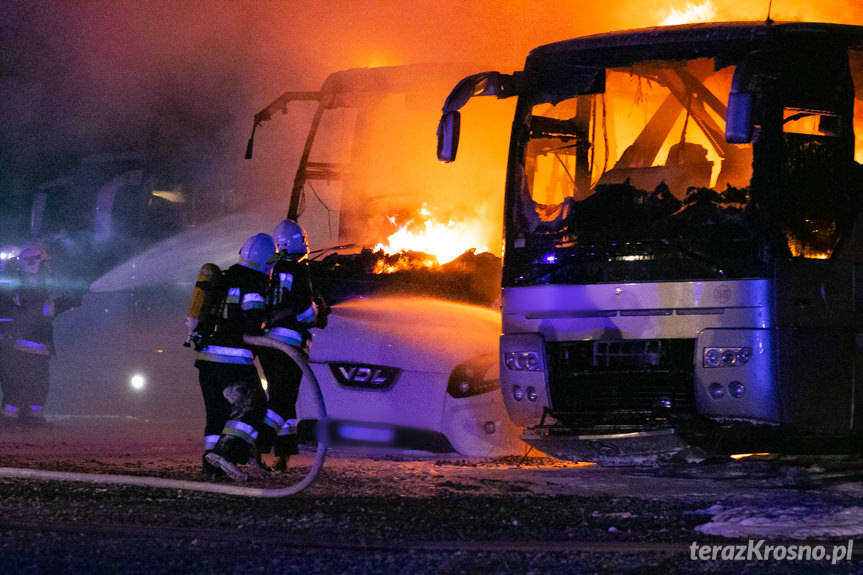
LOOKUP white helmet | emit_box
[238,233,276,272]
[272,219,309,259]
[16,243,48,274]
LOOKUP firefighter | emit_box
[0,243,81,428]
[196,233,276,482]
[256,219,329,472]
[0,245,18,413]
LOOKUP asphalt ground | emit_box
[2,418,863,574]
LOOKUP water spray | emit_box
[0,336,328,498]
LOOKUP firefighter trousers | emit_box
[256,346,303,457]
[0,346,50,419]
[195,359,267,464]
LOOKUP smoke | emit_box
[0,0,858,277]
[1,3,254,209]
[2,0,860,234]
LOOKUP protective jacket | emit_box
[195,263,268,365]
[266,256,318,350]
[4,267,80,354]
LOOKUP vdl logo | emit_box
[330,362,401,391]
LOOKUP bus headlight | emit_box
[447,355,498,399]
[704,348,722,367]
[504,351,541,371]
[513,385,525,401]
[703,347,752,368]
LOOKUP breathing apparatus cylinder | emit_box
[184,263,222,348]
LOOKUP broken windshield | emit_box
[505,57,760,286]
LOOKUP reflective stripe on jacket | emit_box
[196,345,254,365]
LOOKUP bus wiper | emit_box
[518,257,580,284]
[516,239,725,285]
[309,244,357,261]
[656,239,725,276]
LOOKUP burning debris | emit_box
[310,247,501,307]
[372,206,492,267]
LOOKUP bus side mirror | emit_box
[437,71,517,163]
[726,92,753,144]
[437,111,461,163]
[725,50,778,144]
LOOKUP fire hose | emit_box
[0,336,328,498]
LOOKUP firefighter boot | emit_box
[201,452,226,482]
[273,455,290,473]
[20,410,49,429]
[246,446,271,479]
[205,452,247,483]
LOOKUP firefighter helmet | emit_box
[272,219,309,259]
[16,243,48,274]
[238,233,276,272]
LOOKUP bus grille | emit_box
[545,339,696,417]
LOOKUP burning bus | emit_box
[245,63,511,306]
[246,64,525,457]
[437,22,863,462]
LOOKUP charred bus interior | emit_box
[506,31,861,288]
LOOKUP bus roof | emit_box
[527,21,863,70]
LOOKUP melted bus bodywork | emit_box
[438,22,863,462]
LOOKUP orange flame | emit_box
[661,0,718,25]
[372,204,491,272]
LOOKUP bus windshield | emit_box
[505,57,760,286]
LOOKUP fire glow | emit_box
[661,0,718,25]
[372,205,490,272]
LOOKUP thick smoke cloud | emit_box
[0,1,588,234]
[1,0,860,238]
[1,3,259,227]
